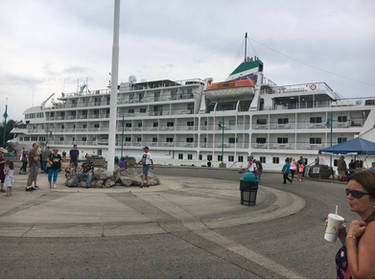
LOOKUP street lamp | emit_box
[326,111,333,174]
[121,115,125,158]
[218,115,225,166]
[2,103,8,148]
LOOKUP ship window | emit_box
[188,154,193,160]
[338,116,347,122]
[310,117,322,123]
[273,157,279,164]
[137,137,142,142]
[140,108,146,113]
[204,137,207,143]
[229,120,235,126]
[153,122,158,127]
[260,156,266,163]
[139,92,144,102]
[125,137,131,142]
[199,154,202,160]
[338,137,347,143]
[154,91,160,102]
[129,93,134,103]
[171,90,177,100]
[126,123,132,128]
[218,155,223,161]
[83,124,87,129]
[256,119,267,125]
[278,118,289,124]
[256,138,267,144]
[82,137,87,141]
[138,122,142,127]
[166,137,174,142]
[238,156,244,162]
[207,155,212,161]
[128,109,134,114]
[229,137,238,144]
[39,136,45,141]
[309,137,321,144]
[94,124,100,128]
[186,137,194,143]
[152,137,158,142]
[72,137,75,141]
[167,122,174,127]
[19,137,23,141]
[187,121,194,126]
[228,155,234,162]
[60,137,64,141]
[178,154,183,160]
[277,137,288,144]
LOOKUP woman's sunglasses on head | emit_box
[345,188,370,199]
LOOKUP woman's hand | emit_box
[348,220,367,239]
[338,224,347,245]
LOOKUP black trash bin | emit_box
[240,180,259,206]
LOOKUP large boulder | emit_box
[64,167,160,188]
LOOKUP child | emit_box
[298,162,305,183]
[4,160,14,197]
[65,162,76,178]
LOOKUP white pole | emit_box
[107,0,121,172]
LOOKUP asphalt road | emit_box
[0,168,355,278]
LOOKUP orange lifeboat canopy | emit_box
[205,77,255,91]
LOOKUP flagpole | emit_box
[107,0,121,172]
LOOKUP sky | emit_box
[0,0,374,121]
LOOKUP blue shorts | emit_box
[142,165,150,175]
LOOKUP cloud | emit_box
[64,66,90,74]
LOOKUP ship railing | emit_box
[61,88,111,99]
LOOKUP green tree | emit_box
[0,119,17,147]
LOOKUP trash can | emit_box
[240,180,259,206]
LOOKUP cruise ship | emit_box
[10,55,375,171]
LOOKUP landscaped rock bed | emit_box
[65,167,160,188]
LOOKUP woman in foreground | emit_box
[336,170,375,279]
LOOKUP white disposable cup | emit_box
[324,213,345,242]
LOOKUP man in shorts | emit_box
[26,143,40,191]
[138,146,154,188]
[69,144,79,171]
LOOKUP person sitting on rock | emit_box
[65,162,76,179]
[70,155,94,188]
[119,157,127,169]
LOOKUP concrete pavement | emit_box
[0,170,307,278]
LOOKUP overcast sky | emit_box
[1,0,374,120]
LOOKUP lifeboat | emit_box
[205,77,256,101]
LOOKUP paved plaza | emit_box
[0,168,353,278]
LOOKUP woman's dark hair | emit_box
[6,160,14,170]
[120,157,125,161]
[348,170,375,197]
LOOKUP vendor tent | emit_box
[319,137,375,155]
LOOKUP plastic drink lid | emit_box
[328,213,345,221]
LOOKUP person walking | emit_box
[282,158,292,184]
[332,170,375,278]
[69,144,79,171]
[4,160,14,197]
[298,162,305,183]
[255,159,263,181]
[25,143,40,191]
[20,147,28,173]
[0,151,6,193]
[41,147,51,173]
[47,148,62,189]
[369,162,375,172]
[70,155,94,188]
[297,156,306,177]
[337,156,348,181]
[138,146,154,188]
[290,159,297,180]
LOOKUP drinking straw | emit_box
[335,205,338,215]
